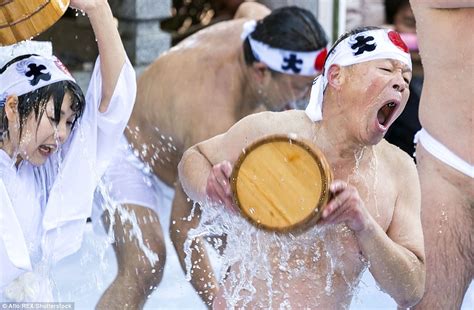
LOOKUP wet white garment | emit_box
[93,136,169,212]
[0,57,136,299]
[414,128,474,178]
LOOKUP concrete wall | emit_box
[109,0,172,66]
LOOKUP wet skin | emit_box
[410,1,474,308]
[180,61,425,309]
[122,6,316,306]
[2,93,76,167]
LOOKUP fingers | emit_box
[329,180,348,195]
[320,181,361,226]
[221,161,233,179]
[321,189,351,220]
[207,173,227,203]
[213,162,232,196]
[206,161,235,210]
[322,181,350,218]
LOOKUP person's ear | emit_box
[327,64,344,90]
[252,61,271,83]
[4,95,19,122]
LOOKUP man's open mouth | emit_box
[377,101,399,128]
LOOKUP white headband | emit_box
[305,29,412,122]
[0,54,76,104]
[242,20,327,76]
[0,41,53,68]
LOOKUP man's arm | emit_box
[354,157,425,308]
[411,0,474,8]
[179,112,260,204]
[319,153,425,308]
[179,110,307,204]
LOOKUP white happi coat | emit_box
[0,57,136,298]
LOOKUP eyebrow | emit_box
[388,59,411,73]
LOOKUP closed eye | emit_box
[48,116,59,125]
[379,67,392,72]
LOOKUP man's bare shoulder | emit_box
[222,110,312,145]
[377,140,418,180]
[242,110,311,129]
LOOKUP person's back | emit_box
[127,18,249,185]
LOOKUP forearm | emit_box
[86,1,126,112]
[355,217,425,308]
[178,146,212,203]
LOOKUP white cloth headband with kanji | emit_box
[305,28,412,122]
[0,54,76,105]
[241,20,327,76]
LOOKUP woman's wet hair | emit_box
[0,54,85,140]
[243,6,328,66]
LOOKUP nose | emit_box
[55,122,69,144]
[392,73,407,93]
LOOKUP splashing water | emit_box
[370,147,379,218]
[95,178,159,267]
[183,198,368,309]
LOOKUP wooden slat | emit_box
[0,0,69,46]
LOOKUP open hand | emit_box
[319,180,372,232]
[205,161,235,211]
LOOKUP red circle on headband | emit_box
[53,58,72,77]
[388,31,409,53]
[314,48,327,72]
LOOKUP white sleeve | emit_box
[83,56,137,172]
[0,179,32,288]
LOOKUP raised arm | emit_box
[71,0,126,112]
